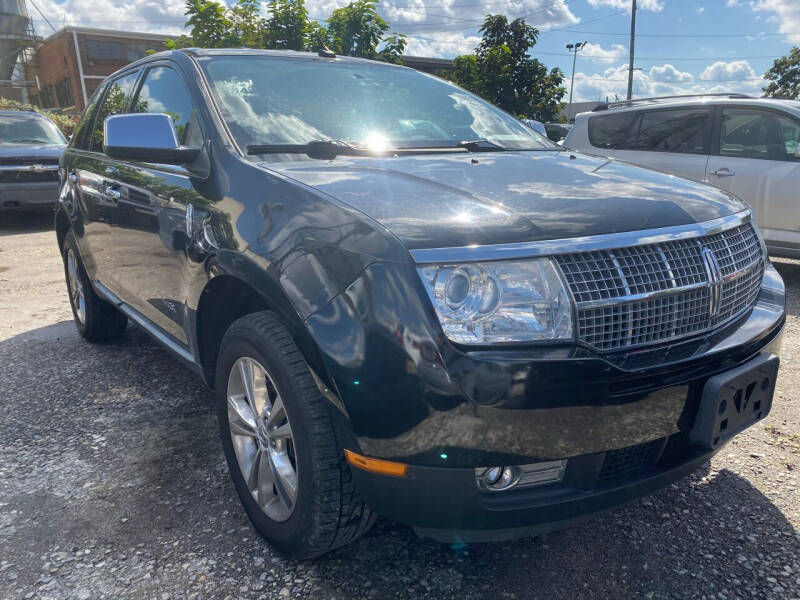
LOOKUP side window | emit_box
[89,71,140,152]
[133,66,200,145]
[587,112,636,149]
[622,108,711,154]
[720,108,800,161]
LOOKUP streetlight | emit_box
[566,41,587,121]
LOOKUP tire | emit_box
[215,311,375,559]
[62,230,127,342]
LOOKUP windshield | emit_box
[0,114,66,145]
[198,55,556,159]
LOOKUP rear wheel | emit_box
[216,311,375,559]
[62,231,127,342]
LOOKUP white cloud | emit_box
[581,42,627,64]
[700,60,757,81]
[726,0,739,6]
[587,0,664,12]
[307,0,579,31]
[571,60,765,103]
[695,6,704,14]
[649,63,693,82]
[404,33,481,58]
[31,0,187,36]
[752,0,800,43]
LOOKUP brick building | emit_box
[21,27,169,114]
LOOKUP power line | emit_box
[387,0,574,22]
[29,0,57,33]
[530,50,780,61]
[398,8,619,31]
[578,77,765,83]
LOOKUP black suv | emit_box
[0,110,65,211]
[56,49,786,558]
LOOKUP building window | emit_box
[39,87,55,109]
[54,78,74,108]
[126,42,160,61]
[85,39,124,61]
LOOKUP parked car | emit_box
[544,121,572,143]
[0,109,66,211]
[521,118,546,136]
[564,93,800,258]
[56,50,785,558]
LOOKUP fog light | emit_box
[479,466,520,490]
[484,467,503,485]
[476,460,567,492]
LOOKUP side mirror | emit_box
[104,113,201,164]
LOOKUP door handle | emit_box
[709,168,735,177]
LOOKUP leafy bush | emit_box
[0,97,79,136]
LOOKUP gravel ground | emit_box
[1,211,798,600]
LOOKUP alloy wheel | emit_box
[66,248,86,325]
[226,356,298,522]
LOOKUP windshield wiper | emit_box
[457,139,509,152]
[247,140,368,159]
[246,138,519,159]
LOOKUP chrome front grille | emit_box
[557,221,764,352]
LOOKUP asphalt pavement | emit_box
[1,211,798,600]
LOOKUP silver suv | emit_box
[564,94,800,258]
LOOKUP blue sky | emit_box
[33,0,800,100]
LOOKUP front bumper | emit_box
[0,182,59,210]
[350,435,720,542]
[305,261,785,536]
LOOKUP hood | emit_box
[0,144,65,161]
[263,150,746,250]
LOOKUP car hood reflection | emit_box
[262,151,746,250]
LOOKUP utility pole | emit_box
[566,41,587,121]
[626,0,637,100]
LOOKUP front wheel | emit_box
[215,311,375,559]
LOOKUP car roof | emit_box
[106,47,414,86]
[575,97,800,119]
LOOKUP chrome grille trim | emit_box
[409,211,752,264]
[558,220,764,352]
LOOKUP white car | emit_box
[564,94,800,258]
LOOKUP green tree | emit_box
[763,47,800,99]
[325,0,388,59]
[167,0,404,61]
[265,0,312,50]
[228,0,268,48]
[447,15,566,121]
[183,0,232,48]
[377,33,407,64]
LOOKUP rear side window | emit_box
[587,112,636,149]
[89,70,140,152]
[623,108,711,154]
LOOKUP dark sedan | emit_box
[55,48,784,558]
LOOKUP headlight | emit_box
[417,258,573,344]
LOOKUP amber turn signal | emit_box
[344,449,409,477]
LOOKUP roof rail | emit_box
[592,93,753,112]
